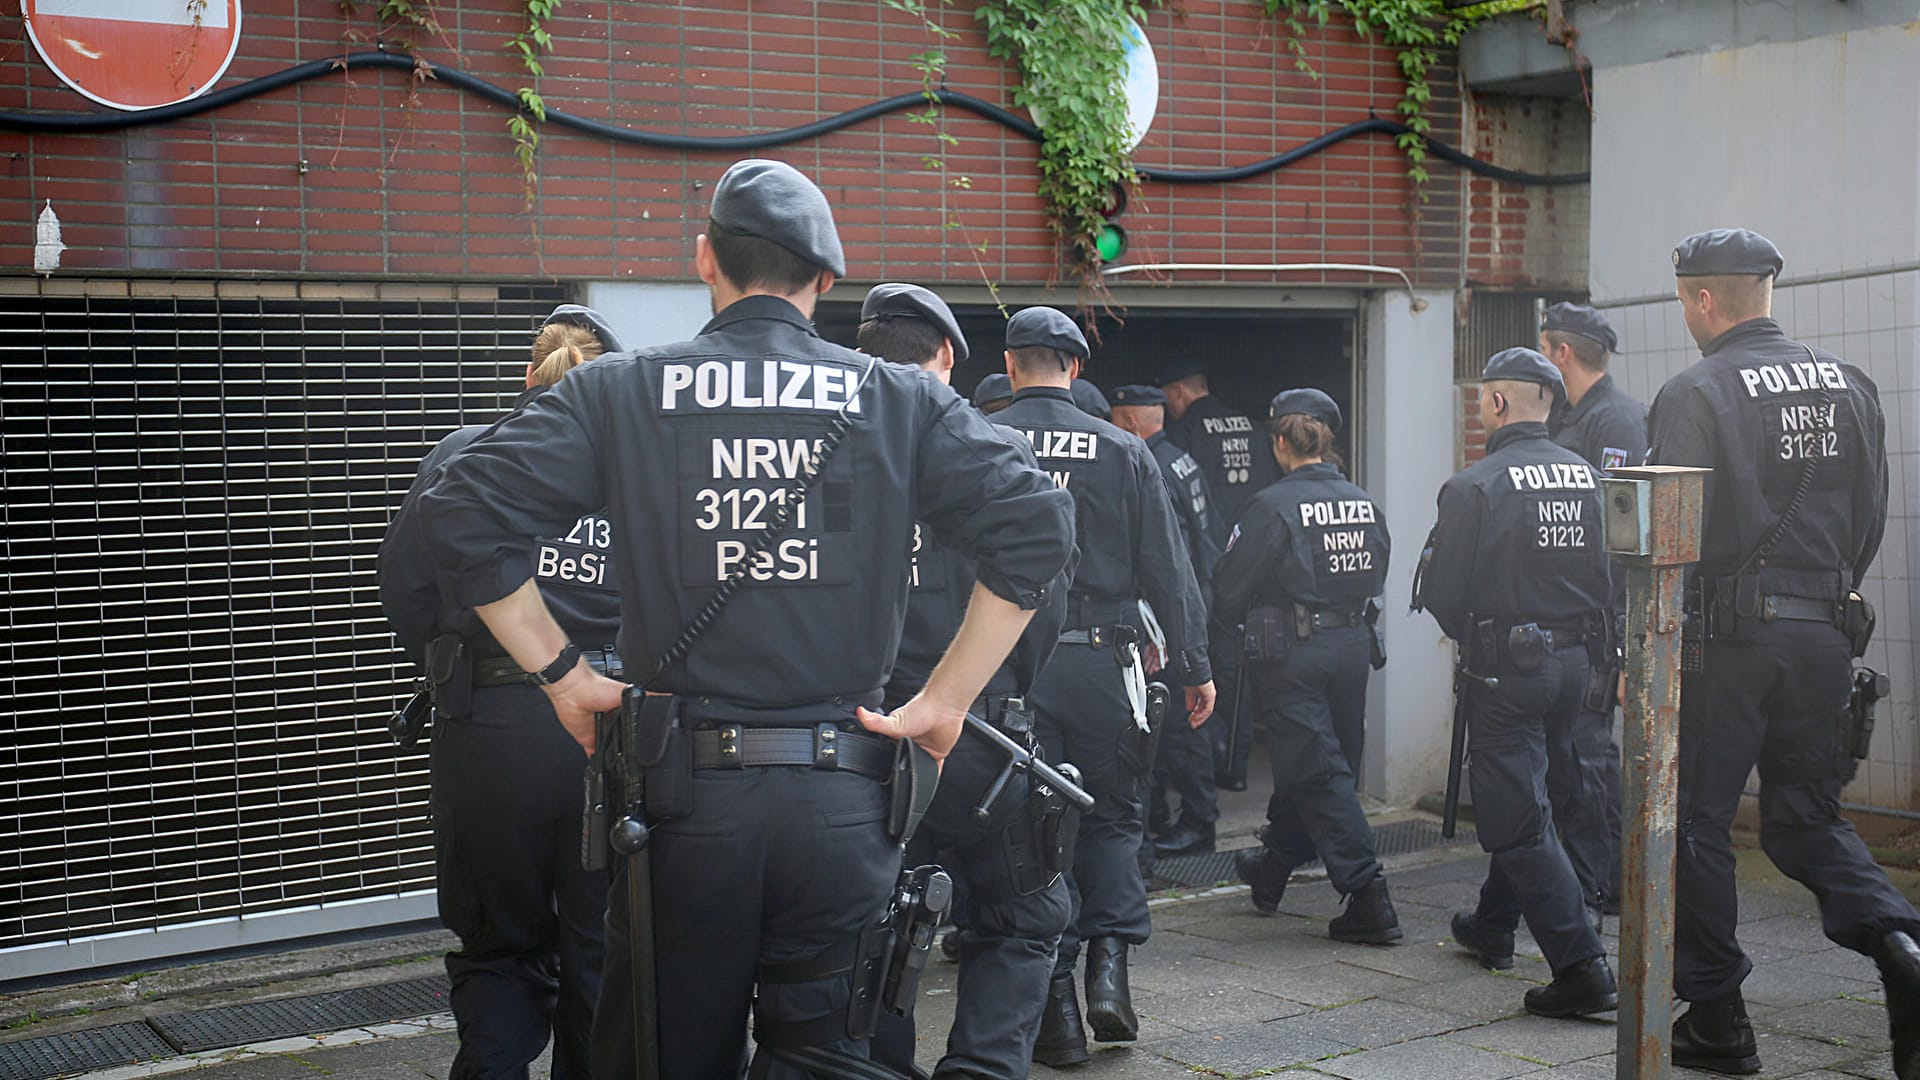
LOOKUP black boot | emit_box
[1154,816,1216,858]
[1875,930,1920,1080]
[1450,910,1515,971]
[1524,956,1617,1018]
[1032,970,1089,1067]
[1083,937,1139,1042]
[1330,876,1403,945]
[1235,848,1290,915]
[1671,990,1760,1074]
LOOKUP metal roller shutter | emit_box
[0,279,567,974]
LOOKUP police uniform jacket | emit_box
[1165,394,1281,527]
[993,386,1212,685]
[419,296,1075,708]
[1647,317,1886,596]
[381,385,621,665]
[1420,422,1610,642]
[1211,462,1388,626]
[1550,373,1647,474]
[1146,430,1225,595]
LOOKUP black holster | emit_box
[1848,667,1889,763]
[887,737,940,843]
[425,633,472,722]
[1363,599,1387,671]
[1505,622,1550,674]
[847,865,954,1040]
[1116,681,1169,781]
[1841,590,1876,658]
[1580,613,1618,713]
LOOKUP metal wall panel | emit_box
[0,280,566,969]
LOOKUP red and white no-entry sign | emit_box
[23,0,243,112]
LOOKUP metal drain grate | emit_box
[147,975,451,1054]
[0,1022,176,1080]
[1151,818,1478,890]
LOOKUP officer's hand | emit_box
[1186,681,1217,727]
[542,663,626,756]
[856,696,965,767]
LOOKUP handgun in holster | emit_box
[580,686,684,872]
[1841,590,1877,659]
[1579,612,1618,713]
[1116,680,1169,780]
[390,680,432,748]
[1848,667,1889,762]
[848,864,954,1040]
[1363,599,1387,671]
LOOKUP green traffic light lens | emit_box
[1095,223,1128,263]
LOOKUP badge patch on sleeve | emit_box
[1600,447,1629,471]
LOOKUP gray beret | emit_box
[1541,302,1617,354]
[972,372,1012,409]
[861,283,968,363]
[708,159,846,278]
[1005,306,1089,361]
[540,304,623,354]
[1483,347,1567,406]
[1269,388,1342,434]
[1153,358,1206,386]
[1671,228,1783,279]
[1109,384,1167,408]
[1070,378,1111,420]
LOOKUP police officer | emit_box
[1217,390,1399,943]
[1156,361,1272,790]
[857,282,1076,1079]
[1418,348,1618,1018]
[1110,384,1225,859]
[973,373,1013,415]
[994,310,1216,1066]
[1649,228,1920,1076]
[418,160,1077,1078]
[378,305,622,1080]
[1540,301,1641,918]
[1070,378,1112,421]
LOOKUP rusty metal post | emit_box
[1602,466,1707,1080]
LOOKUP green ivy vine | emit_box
[976,0,1154,277]
[1263,0,1537,195]
[505,0,559,209]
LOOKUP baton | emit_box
[963,713,1095,813]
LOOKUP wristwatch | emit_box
[529,642,582,686]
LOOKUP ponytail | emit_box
[528,322,606,387]
[1269,413,1342,470]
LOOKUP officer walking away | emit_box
[1216,390,1399,944]
[419,160,1077,1079]
[858,283,1077,1080]
[994,310,1216,1067]
[1650,228,1920,1077]
[1418,348,1619,1019]
[1155,361,1272,791]
[1540,301,1641,918]
[1110,384,1225,861]
[378,305,623,1080]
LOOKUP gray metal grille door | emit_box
[0,280,566,972]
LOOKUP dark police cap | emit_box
[1541,302,1617,354]
[708,158,846,278]
[1152,358,1206,386]
[1268,388,1342,433]
[541,304,624,354]
[1005,306,1090,361]
[972,372,1013,409]
[1671,228,1783,279]
[1071,378,1111,420]
[1109,384,1168,408]
[1482,346,1566,404]
[861,283,968,363]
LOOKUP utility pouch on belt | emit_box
[1023,760,1083,888]
[1471,619,1500,676]
[425,634,472,722]
[1115,682,1169,780]
[1842,590,1876,659]
[633,693,692,822]
[1364,599,1387,671]
[1244,606,1290,664]
[1506,623,1550,674]
[887,738,940,843]
[847,865,953,1040]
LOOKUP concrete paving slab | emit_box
[1444,1013,1619,1065]
[1742,962,1882,1008]
[1259,959,1420,1008]
[1132,982,1311,1033]
[1149,1023,1356,1077]
[1312,1033,1547,1079]
[1279,997,1473,1047]
[1749,996,1894,1053]
[1380,972,1534,1023]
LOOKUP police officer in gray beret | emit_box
[973,373,1014,415]
[1109,384,1226,861]
[1650,228,1919,1076]
[1417,348,1619,1019]
[857,283,1079,1080]
[1219,389,1399,943]
[421,159,1076,1079]
[991,308,1215,1066]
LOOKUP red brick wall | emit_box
[0,2,1463,285]
[1461,90,1590,290]
[1460,382,1486,465]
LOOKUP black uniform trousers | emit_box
[1477,692,1618,920]
[1208,629,1251,781]
[432,684,609,1080]
[873,721,1073,1079]
[1250,625,1382,896]
[1464,646,1606,975]
[1154,687,1219,825]
[1033,641,1152,975]
[1675,621,1920,1003]
[590,764,899,1079]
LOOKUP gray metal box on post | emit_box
[1602,465,1707,1080]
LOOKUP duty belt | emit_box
[691,723,894,780]
[1058,623,1139,649]
[970,693,1035,736]
[1304,607,1364,632]
[1760,595,1837,624]
[473,648,622,687]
